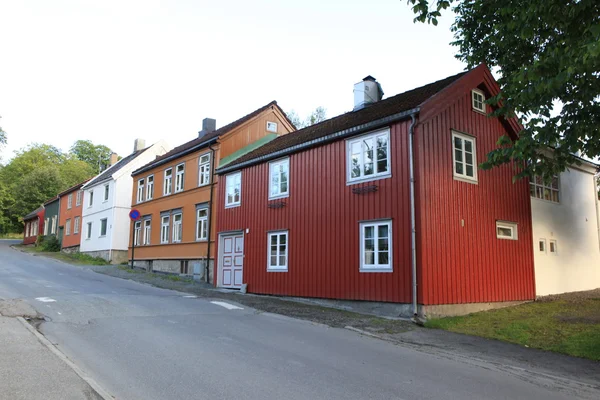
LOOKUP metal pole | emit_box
[130,220,135,269]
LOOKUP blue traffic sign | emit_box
[129,209,141,221]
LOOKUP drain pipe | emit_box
[205,144,217,284]
[408,113,419,319]
[594,171,600,252]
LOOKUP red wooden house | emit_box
[23,206,45,245]
[215,64,535,317]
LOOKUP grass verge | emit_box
[14,244,109,266]
[425,290,600,361]
[0,233,22,239]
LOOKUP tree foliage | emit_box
[0,115,6,149]
[407,0,600,179]
[287,107,327,129]
[70,140,115,173]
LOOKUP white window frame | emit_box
[530,175,560,203]
[196,208,208,241]
[65,219,71,236]
[225,172,242,208]
[146,175,154,200]
[538,238,546,253]
[76,190,82,206]
[175,163,185,193]
[198,153,211,187]
[346,128,391,184]
[44,218,49,235]
[134,221,141,246]
[472,89,486,113]
[99,218,108,237]
[67,194,73,209]
[51,216,57,235]
[549,239,558,254]
[267,231,288,271]
[143,219,151,245]
[103,184,110,202]
[137,179,145,203]
[164,168,173,196]
[269,158,290,200]
[266,121,278,133]
[452,130,478,183]
[86,222,92,240]
[88,191,94,208]
[74,216,80,234]
[160,216,170,244]
[172,213,183,243]
[496,221,518,240]
[360,220,393,272]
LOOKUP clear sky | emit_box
[0,0,464,161]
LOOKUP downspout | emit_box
[408,113,419,319]
[205,144,217,284]
[594,172,600,252]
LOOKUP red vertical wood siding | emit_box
[217,120,413,303]
[415,69,535,305]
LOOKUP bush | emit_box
[39,235,61,252]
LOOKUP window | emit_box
[134,221,141,246]
[44,219,49,235]
[100,218,108,237]
[496,221,518,240]
[25,223,30,237]
[32,221,38,236]
[225,172,242,207]
[160,216,170,243]
[146,176,154,200]
[74,216,80,234]
[88,191,94,207]
[452,131,477,182]
[76,190,82,206]
[269,158,289,199]
[549,240,558,254]
[86,222,92,239]
[472,89,485,113]
[65,219,71,236]
[137,179,145,203]
[267,121,278,132]
[530,175,559,203]
[175,163,185,192]
[164,168,173,195]
[51,216,57,234]
[268,231,288,271]
[360,220,392,271]
[198,154,211,187]
[196,208,208,241]
[67,194,73,209]
[347,129,390,183]
[103,184,110,201]
[172,213,183,242]
[539,239,546,252]
[143,219,151,245]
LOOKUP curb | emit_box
[17,317,114,400]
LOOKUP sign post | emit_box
[129,209,141,269]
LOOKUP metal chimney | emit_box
[198,118,216,138]
[353,75,384,111]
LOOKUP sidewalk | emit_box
[0,300,105,400]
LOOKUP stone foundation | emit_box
[61,245,80,254]
[130,259,214,283]
[81,249,128,265]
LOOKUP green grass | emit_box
[15,245,109,265]
[0,233,22,239]
[425,294,600,360]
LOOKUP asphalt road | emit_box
[0,240,586,400]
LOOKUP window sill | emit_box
[268,193,289,201]
[530,197,561,205]
[267,268,288,272]
[347,173,391,186]
[225,203,241,209]
[360,268,393,273]
[472,108,487,115]
[99,235,106,238]
[453,175,478,185]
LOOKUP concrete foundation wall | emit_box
[61,245,80,254]
[82,249,128,264]
[131,258,214,282]
[419,300,529,319]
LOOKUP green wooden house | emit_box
[42,197,61,243]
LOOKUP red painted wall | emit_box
[59,187,85,249]
[414,68,535,305]
[217,120,413,303]
[23,209,45,245]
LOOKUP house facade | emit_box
[80,139,171,263]
[531,159,600,296]
[58,180,88,252]
[215,65,535,317]
[23,207,45,245]
[42,197,60,240]
[128,101,295,281]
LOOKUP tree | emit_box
[287,107,327,129]
[406,0,600,180]
[70,140,114,173]
[0,115,6,149]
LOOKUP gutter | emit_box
[408,113,419,319]
[205,144,217,284]
[216,108,421,175]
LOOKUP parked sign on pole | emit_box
[129,209,141,269]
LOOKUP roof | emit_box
[57,178,91,198]
[43,196,59,206]
[218,71,468,173]
[84,149,146,188]
[132,101,288,176]
[24,206,44,220]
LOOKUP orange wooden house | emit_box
[58,180,89,251]
[128,101,295,281]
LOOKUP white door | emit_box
[220,234,244,288]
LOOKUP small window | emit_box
[44,218,49,236]
[134,221,141,246]
[51,216,57,234]
[76,190,82,206]
[360,220,392,271]
[67,194,73,209]
[175,163,185,192]
[225,172,242,207]
[530,175,560,203]
[269,158,289,199]
[539,239,546,252]
[268,231,288,271]
[549,240,557,254]
[88,191,94,207]
[65,219,71,236]
[347,129,391,184]
[266,121,278,132]
[472,89,485,113]
[172,213,183,242]
[143,219,151,245]
[100,218,108,237]
[198,153,211,187]
[160,216,170,244]
[452,131,477,182]
[86,222,92,239]
[103,184,110,201]
[74,216,80,234]
[146,175,154,200]
[137,179,145,203]
[496,221,518,240]
[164,168,173,195]
[196,208,208,241]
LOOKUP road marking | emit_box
[183,295,197,298]
[210,301,243,310]
[57,312,62,315]
[35,297,56,303]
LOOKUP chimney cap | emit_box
[363,75,377,82]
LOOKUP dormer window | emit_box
[472,89,485,113]
[267,121,278,132]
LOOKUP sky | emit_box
[0,0,464,161]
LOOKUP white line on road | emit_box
[35,297,56,303]
[210,301,243,310]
